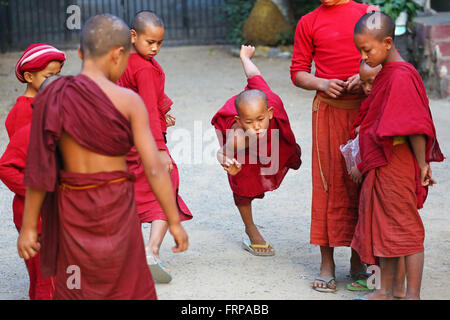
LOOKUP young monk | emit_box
[350,12,444,300]
[0,44,65,300]
[16,14,188,300]
[117,10,192,283]
[211,45,302,256]
[290,0,378,292]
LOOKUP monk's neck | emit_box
[382,48,404,66]
[23,85,37,98]
[81,60,113,82]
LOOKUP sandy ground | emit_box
[0,46,449,300]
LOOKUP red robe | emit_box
[290,0,371,247]
[211,75,301,202]
[24,74,156,300]
[117,53,192,223]
[351,61,444,264]
[5,96,33,139]
[0,124,55,300]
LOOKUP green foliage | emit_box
[219,0,257,45]
[368,0,422,22]
[288,0,320,20]
[275,29,295,46]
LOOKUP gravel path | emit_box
[0,46,448,300]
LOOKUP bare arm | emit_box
[240,45,261,78]
[216,123,247,176]
[129,95,188,252]
[17,187,47,259]
[294,71,347,99]
[409,134,435,186]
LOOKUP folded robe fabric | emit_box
[211,75,302,198]
[352,61,444,264]
[357,61,444,208]
[24,74,156,299]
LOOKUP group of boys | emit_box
[0,0,444,300]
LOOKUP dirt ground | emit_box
[0,46,449,300]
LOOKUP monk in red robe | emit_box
[350,12,444,300]
[16,14,188,300]
[212,45,301,256]
[117,11,192,282]
[290,0,378,292]
[0,43,65,300]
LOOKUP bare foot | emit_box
[244,224,274,255]
[312,264,336,291]
[358,290,394,300]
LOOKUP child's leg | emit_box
[404,251,424,300]
[394,256,406,298]
[365,257,398,300]
[312,246,336,290]
[236,203,274,254]
[146,220,169,261]
[350,248,367,276]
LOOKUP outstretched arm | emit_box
[240,45,261,78]
[129,94,188,253]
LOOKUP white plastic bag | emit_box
[340,135,361,173]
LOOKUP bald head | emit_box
[354,11,395,41]
[39,75,62,92]
[132,10,164,34]
[235,89,268,116]
[80,14,131,58]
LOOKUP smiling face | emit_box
[132,24,164,60]
[354,32,392,68]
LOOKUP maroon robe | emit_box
[24,74,156,300]
[351,61,444,264]
[117,53,192,223]
[211,75,301,201]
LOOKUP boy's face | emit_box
[359,64,381,96]
[132,25,164,60]
[24,60,62,91]
[235,99,274,139]
[354,32,392,68]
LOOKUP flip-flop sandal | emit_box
[146,252,172,284]
[346,279,376,292]
[242,240,275,256]
[312,276,337,293]
[353,295,369,300]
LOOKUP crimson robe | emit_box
[117,53,192,223]
[24,74,156,300]
[211,75,301,200]
[5,96,33,139]
[351,61,444,264]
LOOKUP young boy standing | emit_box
[117,11,192,283]
[0,43,65,300]
[351,12,444,300]
[290,0,376,292]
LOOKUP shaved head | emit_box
[132,10,164,34]
[359,59,381,77]
[354,11,395,41]
[39,75,62,92]
[80,14,131,58]
[235,89,268,115]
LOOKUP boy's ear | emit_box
[111,46,125,64]
[23,71,33,84]
[234,115,242,126]
[77,46,83,60]
[130,29,137,44]
[268,106,274,119]
[383,36,394,50]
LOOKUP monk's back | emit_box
[59,74,136,174]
